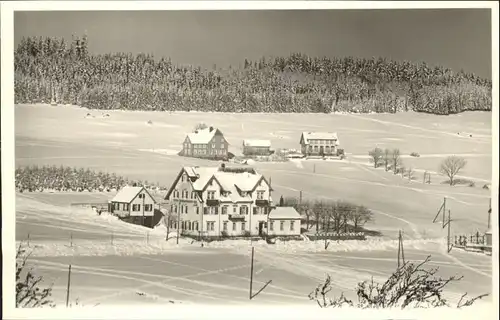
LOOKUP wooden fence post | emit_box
[249,246,254,300]
[66,264,72,307]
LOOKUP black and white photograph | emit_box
[1,1,498,319]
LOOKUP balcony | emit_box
[206,199,220,206]
[255,199,270,206]
[229,214,246,220]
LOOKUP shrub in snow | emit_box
[16,242,55,308]
[309,255,488,309]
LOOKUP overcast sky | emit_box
[14,9,492,78]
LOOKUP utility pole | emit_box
[66,264,72,307]
[443,210,452,252]
[397,230,405,268]
[432,197,446,225]
[442,197,446,226]
[165,211,170,241]
[397,231,401,269]
[249,246,254,300]
[488,198,491,230]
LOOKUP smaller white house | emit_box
[267,206,302,236]
[242,139,272,156]
[300,132,340,156]
[109,186,157,227]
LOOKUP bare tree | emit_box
[392,149,402,174]
[16,243,54,308]
[383,148,392,171]
[334,201,353,233]
[439,156,467,186]
[349,205,373,231]
[309,255,488,309]
[368,147,383,168]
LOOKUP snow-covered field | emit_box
[12,104,494,307]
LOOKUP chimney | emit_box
[209,126,214,132]
[220,163,226,171]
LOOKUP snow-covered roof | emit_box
[181,166,268,203]
[243,139,272,148]
[269,207,301,220]
[187,127,219,144]
[301,132,339,144]
[111,186,147,203]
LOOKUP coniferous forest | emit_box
[14,35,492,115]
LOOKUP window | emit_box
[145,204,153,212]
[241,222,246,231]
[233,205,237,213]
[124,203,129,211]
[232,222,237,231]
[280,221,284,231]
[181,175,184,182]
[206,221,215,231]
[240,206,248,215]
[195,206,199,214]
[214,207,219,215]
[222,206,228,215]
[257,191,264,200]
[194,222,199,231]
[270,221,274,231]
[132,204,140,211]
[204,207,208,215]
[191,191,196,199]
[290,221,295,231]
[253,207,258,215]
[223,221,228,231]
[207,191,215,200]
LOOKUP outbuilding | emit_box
[267,206,301,236]
[109,186,157,227]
